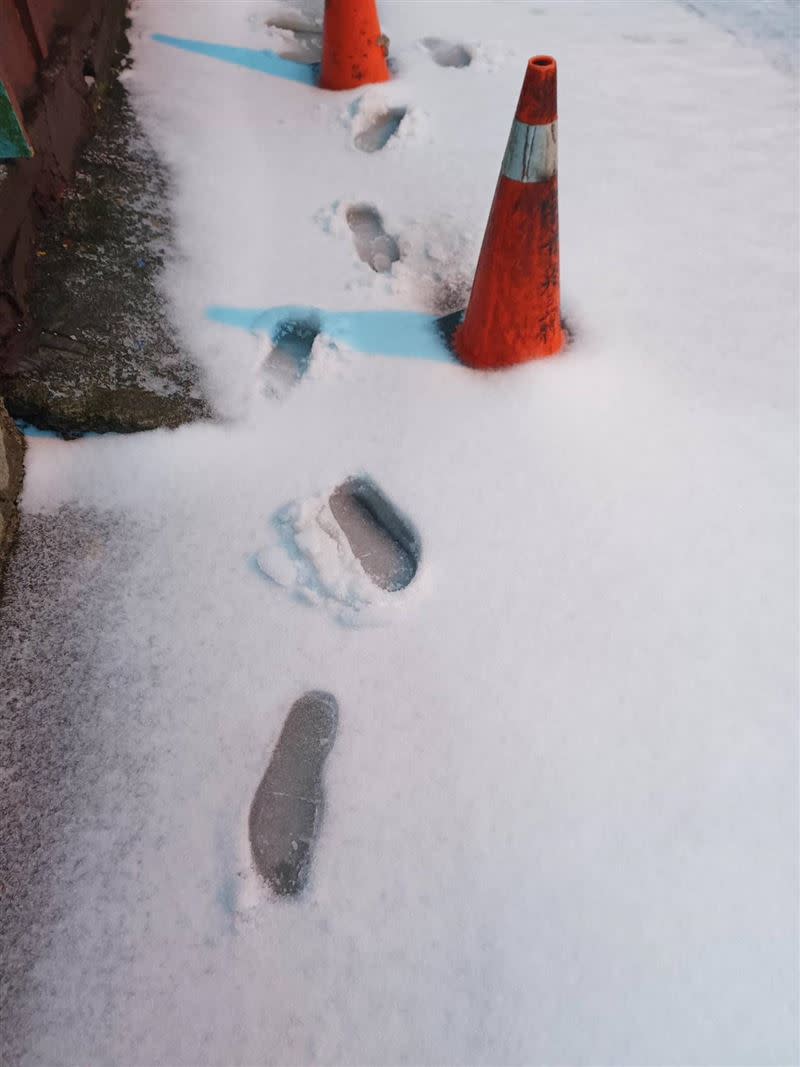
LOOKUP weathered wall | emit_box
[0,396,23,588]
[0,0,126,371]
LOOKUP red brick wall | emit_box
[0,2,39,99]
[24,0,65,60]
[0,0,126,369]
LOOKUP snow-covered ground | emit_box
[4,0,798,1063]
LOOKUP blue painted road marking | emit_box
[152,34,318,86]
[206,305,460,364]
[14,420,105,440]
[14,420,64,440]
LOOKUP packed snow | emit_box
[4,0,798,1064]
[255,474,421,624]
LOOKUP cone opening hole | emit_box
[531,56,554,67]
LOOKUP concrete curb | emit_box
[0,396,24,591]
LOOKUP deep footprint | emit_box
[354,108,406,153]
[262,317,319,397]
[329,475,420,592]
[421,37,472,68]
[264,10,322,62]
[346,204,400,273]
[249,691,339,896]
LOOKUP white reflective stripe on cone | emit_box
[501,119,557,183]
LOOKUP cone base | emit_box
[454,175,562,370]
[453,323,564,371]
[318,66,390,91]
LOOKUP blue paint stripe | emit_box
[207,305,459,364]
[151,34,318,86]
[14,420,63,439]
[14,419,104,440]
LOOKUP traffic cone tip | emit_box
[516,55,557,126]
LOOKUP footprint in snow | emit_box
[261,316,318,398]
[249,691,338,896]
[256,474,421,623]
[354,107,407,153]
[329,475,419,593]
[346,204,400,273]
[263,8,322,62]
[421,37,472,68]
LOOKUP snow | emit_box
[255,475,420,624]
[7,0,798,1064]
[681,0,800,73]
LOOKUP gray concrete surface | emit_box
[0,508,145,1064]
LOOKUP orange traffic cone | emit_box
[455,57,563,369]
[319,0,391,91]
